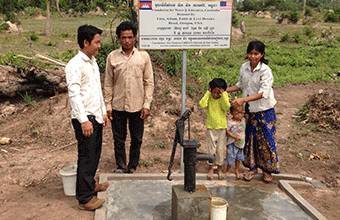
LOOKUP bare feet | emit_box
[218,169,225,180]
[235,171,243,179]
[207,168,214,180]
[225,165,231,177]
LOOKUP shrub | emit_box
[53,49,77,63]
[0,22,9,32]
[60,33,70,38]
[74,2,88,13]
[304,6,312,17]
[24,7,42,16]
[267,27,279,36]
[236,1,243,12]
[0,51,19,65]
[94,0,107,11]
[4,11,19,23]
[97,42,118,73]
[46,42,56,46]
[277,12,288,24]
[280,33,290,42]
[303,26,315,37]
[335,36,340,42]
[293,33,303,43]
[324,10,339,23]
[166,50,182,77]
[232,13,239,28]
[289,11,299,24]
[26,32,39,41]
[278,11,299,24]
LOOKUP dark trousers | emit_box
[72,115,102,204]
[111,110,144,171]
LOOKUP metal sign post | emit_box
[138,0,233,173]
[180,49,187,172]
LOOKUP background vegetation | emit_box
[0,0,339,99]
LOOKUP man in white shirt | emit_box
[65,25,109,211]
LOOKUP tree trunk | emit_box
[46,1,51,36]
[56,0,60,12]
[0,65,67,97]
[303,0,306,19]
[233,0,237,11]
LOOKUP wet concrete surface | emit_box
[95,173,320,220]
[208,182,312,220]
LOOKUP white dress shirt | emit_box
[236,61,277,113]
[65,51,106,124]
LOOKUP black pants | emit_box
[111,110,144,171]
[72,115,102,204]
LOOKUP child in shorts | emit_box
[199,78,231,180]
[225,105,246,179]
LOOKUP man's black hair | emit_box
[209,78,227,91]
[77,24,102,49]
[116,21,137,38]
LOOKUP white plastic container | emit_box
[210,197,228,220]
[305,177,312,183]
[60,162,77,196]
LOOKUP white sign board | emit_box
[139,1,232,49]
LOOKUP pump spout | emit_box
[196,152,215,164]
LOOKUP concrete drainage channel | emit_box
[94,173,327,220]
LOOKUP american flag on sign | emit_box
[140,1,152,10]
[220,1,232,11]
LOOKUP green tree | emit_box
[0,0,18,14]
[242,0,259,11]
[306,0,320,8]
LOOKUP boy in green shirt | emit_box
[199,78,231,180]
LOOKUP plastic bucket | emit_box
[59,162,77,196]
[210,197,228,220]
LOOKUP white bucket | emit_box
[60,162,77,196]
[210,197,228,220]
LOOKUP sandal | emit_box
[263,172,273,183]
[243,169,258,181]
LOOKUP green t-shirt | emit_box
[199,91,231,129]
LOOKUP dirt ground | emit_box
[0,69,339,220]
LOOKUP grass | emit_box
[155,140,167,149]
[0,13,118,57]
[0,12,339,94]
[19,92,35,107]
[138,160,154,167]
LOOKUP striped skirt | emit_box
[243,108,280,174]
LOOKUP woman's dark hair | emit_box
[116,21,137,37]
[209,78,227,90]
[77,24,102,49]
[246,41,269,65]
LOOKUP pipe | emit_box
[196,152,215,164]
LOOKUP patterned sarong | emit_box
[243,108,280,174]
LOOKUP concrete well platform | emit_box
[94,173,327,220]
